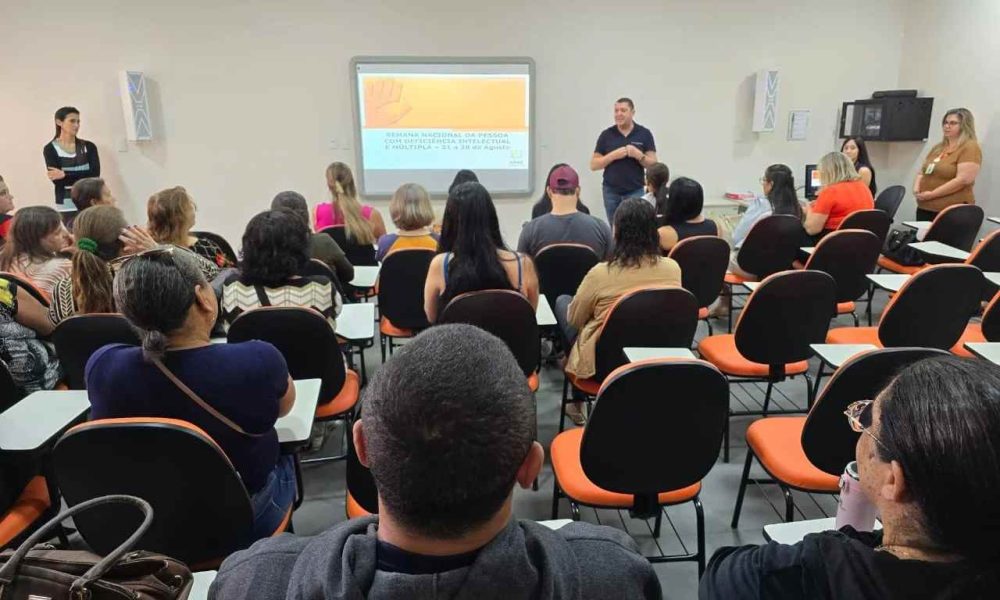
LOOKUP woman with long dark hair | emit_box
[702,355,1000,598]
[0,206,73,296]
[530,163,591,219]
[841,136,877,197]
[424,182,538,322]
[655,177,718,253]
[42,106,100,206]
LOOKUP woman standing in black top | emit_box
[42,107,100,206]
[841,136,877,197]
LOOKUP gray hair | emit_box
[113,246,208,360]
[271,191,310,227]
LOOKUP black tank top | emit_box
[671,219,718,241]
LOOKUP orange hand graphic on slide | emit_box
[365,79,413,127]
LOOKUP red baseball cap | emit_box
[547,165,579,190]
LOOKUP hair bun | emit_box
[77,237,98,254]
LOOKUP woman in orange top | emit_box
[914,108,982,221]
[803,152,874,240]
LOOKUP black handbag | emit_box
[882,227,925,266]
[0,495,192,599]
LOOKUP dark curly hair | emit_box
[239,209,309,287]
[609,198,660,270]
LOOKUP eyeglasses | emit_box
[943,120,961,126]
[844,400,887,451]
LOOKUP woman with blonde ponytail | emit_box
[313,162,386,244]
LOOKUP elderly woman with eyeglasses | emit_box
[84,246,297,541]
[700,356,1000,599]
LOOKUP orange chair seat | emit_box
[951,323,984,358]
[724,272,752,285]
[877,255,924,275]
[566,373,600,396]
[792,260,805,270]
[346,492,373,519]
[0,477,51,547]
[698,306,709,320]
[836,301,856,315]
[746,417,840,491]
[379,317,414,338]
[527,372,539,392]
[825,326,883,347]
[697,334,808,377]
[551,428,701,507]
[316,369,360,419]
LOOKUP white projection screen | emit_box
[351,57,535,197]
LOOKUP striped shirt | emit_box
[220,275,342,333]
[42,139,100,204]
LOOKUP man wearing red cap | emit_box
[590,98,657,222]
[517,165,612,259]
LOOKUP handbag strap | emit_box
[0,495,153,596]
[151,355,268,438]
[254,285,271,308]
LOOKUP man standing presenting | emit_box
[591,98,657,221]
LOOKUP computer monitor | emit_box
[805,164,822,199]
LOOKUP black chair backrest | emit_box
[838,209,891,243]
[802,347,949,476]
[51,314,141,390]
[878,264,983,349]
[299,258,347,301]
[534,244,600,312]
[227,307,346,404]
[581,360,728,495]
[735,270,836,367]
[346,431,379,515]
[53,418,254,564]
[925,204,985,252]
[873,185,905,221]
[438,290,539,377]
[378,249,435,330]
[968,229,1000,272]
[191,231,238,266]
[983,292,1000,342]
[593,287,699,381]
[735,215,803,279]
[320,226,377,266]
[0,360,21,413]
[668,235,730,309]
[804,230,881,303]
[0,272,49,307]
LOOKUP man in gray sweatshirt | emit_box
[210,324,662,599]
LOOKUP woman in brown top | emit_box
[914,108,982,221]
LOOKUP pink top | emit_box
[314,202,375,231]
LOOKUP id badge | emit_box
[924,162,936,175]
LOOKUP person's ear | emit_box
[516,441,544,489]
[881,460,909,502]
[574,186,581,199]
[193,284,216,314]
[353,420,370,467]
[545,186,553,198]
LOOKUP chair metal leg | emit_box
[866,282,875,326]
[380,336,386,363]
[706,318,713,336]
[783,486,795,522]
[359,344,368,385]
[570,502,581,521]
[731,449,754,528]
[727,285,734,333]
[652,511,662,538]
[851,311,859,327]
[559,376,569,433]
[805,373,815,409]
[551,483,561,519]
[695,497,706,576]
[812,363,825,405]
[723,409,731,463]
[293,454,304,509]
[762,381,774,415]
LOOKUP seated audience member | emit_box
[0,276,60,392]
[376,183,439,261]
[271,190,353,285]
[424,182,538,322]
[557,198,681,425]
[656,177,718,253]
[0,205,72,297]
[147,186,229,273]
[314,162,386,242]
[731,163,804,274]
[48,205,157,325]
[70,177,115,212]
[842,136,878,197]
[701,356,1000,599]
[0,175,14,244]
[518,165,612,259]
[210,324,662,600]
[803,151,874,239]
[448,168,479,195]
[531,163,591,219]
[221,209,341,332]
[86,247,296,540]
[641,162,670,205]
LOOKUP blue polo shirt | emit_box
[594,123,656,193]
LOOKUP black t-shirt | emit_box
[594,123,656,193]
[700,527,994,600]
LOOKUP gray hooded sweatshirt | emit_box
[209,516,662,599]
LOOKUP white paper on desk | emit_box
[788,110,810,141]
[916,225,929,241]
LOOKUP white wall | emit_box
[0,0,905,248]
[884,0,1000,220]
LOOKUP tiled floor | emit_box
[293,299,884,600]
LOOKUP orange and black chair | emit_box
[551,358,728,575]
[320,225,377,267]
[731,347,948,527]
[228,307,360,464]
[838,209,891,244]
[873,185,905,222]
[878,204,985,274]
[801,230,881,326]
[0,272,49,307]
[724,215,803,331]
[191,230,239,267]
[668,236,730,334]
[439,290,541,392]
[377,248,435,361]
[300,258,347,300]
[534,243,600,314]
[561,287,699,432]
[698,270,836,462]
[951,290,1000,357]
[52,418,291,568]
[51,314,140,390]
[0,477,55,550]
[827,263,983,350]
